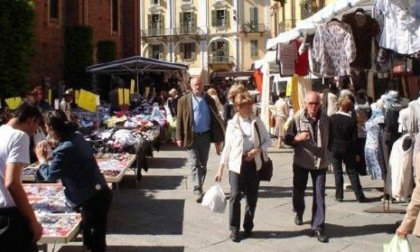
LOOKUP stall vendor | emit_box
[35,110,112,252]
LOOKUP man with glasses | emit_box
[176,77,225,203]
[0,102,44,251]
[284,91,330,243]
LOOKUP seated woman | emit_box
[35,110,112,252]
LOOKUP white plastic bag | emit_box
[201,183,226,213]
[383,235,412,252]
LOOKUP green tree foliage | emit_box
[64,25,93,90]
[0,0,35,98]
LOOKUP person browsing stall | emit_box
[215,91,271,242]
[284,91,330,243]
[176,77,225,203]
[35,110,112,252]
[0,102,44,251]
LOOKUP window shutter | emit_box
[211,10,216,26]
[179,13,184,28]
[180,43,184,53]
[192,13,197,27]
[158,15,164,30]
[148,15,152,30]
[191,43,196,53]
[224,10,229,27]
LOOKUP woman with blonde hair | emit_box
[215,90,271,242]
[223,84,246,127]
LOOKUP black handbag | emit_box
[255,123,273,181]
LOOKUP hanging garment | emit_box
[365,109,386,180]
[312,22,356,77]
[292,39,309,76]
[375,0,420,55]
[277,43,298,77]
[389,134,414,200]
[342,11,381,70]
[297,77,312,111]
[408,99,420,133]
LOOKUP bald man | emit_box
[284,91,330,243]
[176,77,225,202]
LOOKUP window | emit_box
[152,45,163,59]
[250,40,258,57]
[250,7,258,31]
[212,9,229,27]
[151,0,159,5]
[180,12,196,34]
[112,0,119,33]
[49,0,59,21]
[180,43,196,60]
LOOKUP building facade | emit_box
[30,0,140,90]
[140,0,272,84]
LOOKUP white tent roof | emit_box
[266,0,374,49]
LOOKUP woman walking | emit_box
[215,91,271,242]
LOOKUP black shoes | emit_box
[230,231,240,242]
[194,189,204,203]
[358,196,371,203]
[313,229,328,243]
[294,215,303,226]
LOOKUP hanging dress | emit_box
[365,109,385,179]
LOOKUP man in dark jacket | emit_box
[176,77,225,202]
[284,91,329,243]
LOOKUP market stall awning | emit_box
[266,0,374,49]
[86,56,188,75]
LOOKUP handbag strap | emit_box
[254,123,264,161]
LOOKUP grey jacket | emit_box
[284,110,329,170]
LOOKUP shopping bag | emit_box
[383,235,412,252]
[201,183,226,213]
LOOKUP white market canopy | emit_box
[86,56,188,75]
[266,0,374,49]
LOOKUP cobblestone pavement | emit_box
[50,142,420,252]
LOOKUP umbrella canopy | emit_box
[86,56,188,75]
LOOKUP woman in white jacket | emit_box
[215,91,271,242]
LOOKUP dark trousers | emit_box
[0,207,37,252]
[329,152,365,200]
[79,188,112,252]
[292,164,326,231]
[229,159,260,233]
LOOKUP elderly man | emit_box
[284,91,330,243]
[176,77,225,203]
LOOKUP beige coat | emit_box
[400,154,420,236]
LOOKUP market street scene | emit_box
[1,0,420,252]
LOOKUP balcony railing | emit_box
[239,23,267,33]
[209,55,235,64]
[175,27,206,36]
[140,28,172,37]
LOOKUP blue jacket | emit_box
[37,132,107,206]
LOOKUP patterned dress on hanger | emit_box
[365,109,386,180]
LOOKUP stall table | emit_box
[23,183,82,251]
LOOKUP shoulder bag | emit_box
[255,123,273,181]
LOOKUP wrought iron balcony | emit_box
[239,23,267,33]
[175,27,206,36]
[209,55,235,64]
[140,28,172,37]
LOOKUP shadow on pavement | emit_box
[148,157,187,169]
[56,245,184,252]
[109,196,185,235]
[326,223,396,238]
[250,229,308,239]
